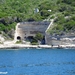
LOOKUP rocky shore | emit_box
[0,44,75,49]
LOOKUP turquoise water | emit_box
[0,48,75,75]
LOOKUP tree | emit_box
[35,33,43,41]
[62,0,72,4]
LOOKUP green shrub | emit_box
[31,42,38,45]
[16,40,22,44]
[35,33,43,41]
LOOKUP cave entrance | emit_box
[17,36,21,40]
[26,36,34,42]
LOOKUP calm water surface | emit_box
[0,48,75,75]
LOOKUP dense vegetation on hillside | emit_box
[48,0,75,35]
[0,0,75,37]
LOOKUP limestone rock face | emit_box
[0,35,5,43]
[8,29,15,38]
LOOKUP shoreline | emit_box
[0,44,75,49]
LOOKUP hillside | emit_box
[0,0,75,38]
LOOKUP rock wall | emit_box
[46,34,75,45]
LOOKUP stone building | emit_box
[14,21,50,44]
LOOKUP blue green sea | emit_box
[0,48,75,75]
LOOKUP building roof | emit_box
[17,21,50,33]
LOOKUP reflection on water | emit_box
[0,49,75,75]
